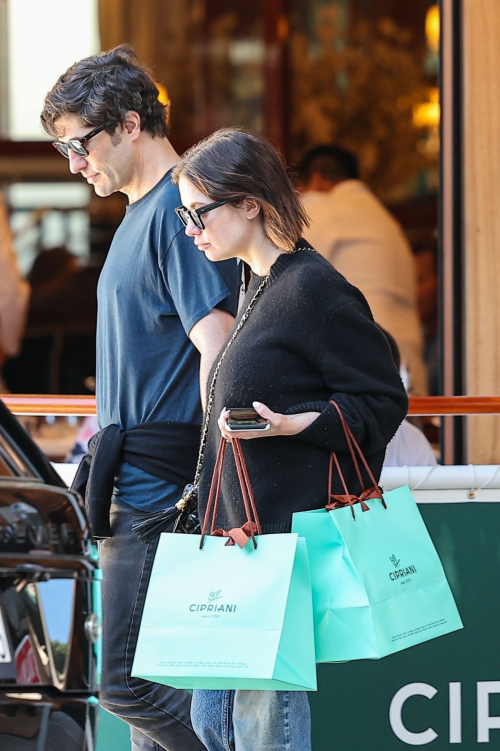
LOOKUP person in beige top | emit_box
[0,192,30,385]
[299,145,427,396]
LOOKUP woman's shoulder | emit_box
[282,244,370,311]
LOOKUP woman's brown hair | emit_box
[172,128,309,252]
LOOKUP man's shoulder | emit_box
[301,181,379,231]
[330,181,398,224]
[124,171,179,218]
[122,171,184,247]
[142,171,182,216]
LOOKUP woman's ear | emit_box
[243,198,261,221]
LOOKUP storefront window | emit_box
[288,0,438,201]
[156,0,264,140]
[8,184,91,273]
[2,0,100,140]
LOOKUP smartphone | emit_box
[226,407,271,431]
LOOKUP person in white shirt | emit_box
[380,326,436,468]
[299,145,427,396]
[0,193,30,386]
[384,419,436,467]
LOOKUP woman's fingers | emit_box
[252,401,275,421]
[218,407,233,442]
[252,401,283,431]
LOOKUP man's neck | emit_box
[123,136,180,204]
[303,175,344,193]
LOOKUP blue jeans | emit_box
[191,689,312,751]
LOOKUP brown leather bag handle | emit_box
[329,400,382,489]
[327,400,386,518]
[200,437,261,549]
[201,436,227,543]
[209,438,260,538]
[327,450,360,520]
[231,439,262,535]
[330,411,366,491]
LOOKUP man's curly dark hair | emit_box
[40,45,169,139]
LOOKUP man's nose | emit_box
[68,149,88,175]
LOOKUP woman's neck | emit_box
[242,238,284,276]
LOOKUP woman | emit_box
[172,128,407,751]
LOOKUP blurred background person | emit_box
[381,327,436,467]
[0,192,30,390]
[5,246,99,395]
[27,246,79,323]
[298,144,428,396]
[413,236,439,396]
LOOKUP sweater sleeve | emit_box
[285,298,408,455]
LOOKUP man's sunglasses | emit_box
[175,201,226,230]
[52,121,116,158]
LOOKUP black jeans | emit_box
[98,502,205,751]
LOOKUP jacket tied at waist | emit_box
[71,421,201,539]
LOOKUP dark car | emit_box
[0,400,99,750]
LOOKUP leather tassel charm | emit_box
[132,484,200,543]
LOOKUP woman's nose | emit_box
[185,218,201,237]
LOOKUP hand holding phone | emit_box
[225,407,271,432]
[218,403,320,441]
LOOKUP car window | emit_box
[37,579,75,680]
[0,430,36,478]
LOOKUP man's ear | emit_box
[122,111,142,141]
[244,198,261,220]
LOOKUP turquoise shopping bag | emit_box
[293,485,463,662]
[132,532,316,690]
[132,439,317,691]
[292,401,463,662]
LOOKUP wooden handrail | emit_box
[1,395,97,416]
[409,396,500,416]
[2,394,500,417]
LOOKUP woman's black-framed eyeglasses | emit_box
[52,121,116,158]
[175,201,226,230]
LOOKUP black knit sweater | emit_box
[198,247,408,533]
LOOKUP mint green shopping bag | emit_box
[292,401,463,662]
[132,439,317,691]
[132,532,316,690]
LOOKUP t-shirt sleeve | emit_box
[160,226,239,336]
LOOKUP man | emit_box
[41,46,239,751]
[299,145,427,396]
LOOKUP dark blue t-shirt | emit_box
[96,170,239,511]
